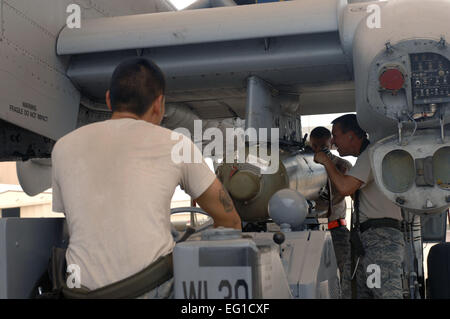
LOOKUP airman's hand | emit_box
[314,151,331,165]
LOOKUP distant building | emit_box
[0,162,62,218]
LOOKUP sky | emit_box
[302,113,348,130]
[168,0,198,10]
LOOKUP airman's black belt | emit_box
[360,218,401,233]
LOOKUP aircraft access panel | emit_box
[410,53,450,105]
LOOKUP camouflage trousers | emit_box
[341,227,405,299]
[330,226,352,298]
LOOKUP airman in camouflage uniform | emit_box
[310,127,353,298]
[341,227,405,298]
[314,114,405,299]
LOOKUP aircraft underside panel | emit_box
[0,0,170,141]
[0,0,80,140]
[57,0,342,55]
[58,0,355,117]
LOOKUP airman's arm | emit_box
[195,178,242,230]
[314,152,362,196]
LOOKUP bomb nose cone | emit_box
[228,171,261,201]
